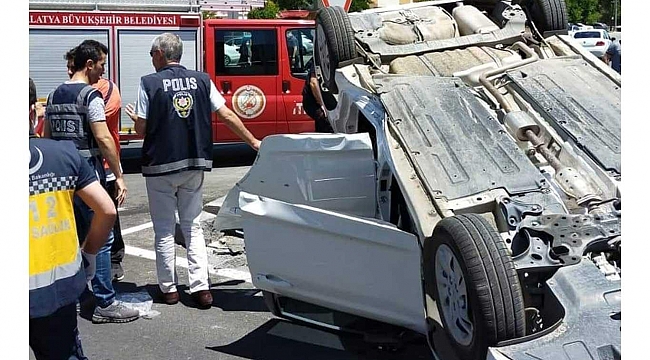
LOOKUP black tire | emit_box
[315,6,356,93]
[424,214,525,360]
[526,0,568,33]
[224,55,231,66]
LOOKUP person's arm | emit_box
[73,154,116,280]
[210,80,260,150]
[90,121,121,176]
[602,53,611,64]
[309,73,327,113]
[87,96,127,205]
[132,80,148,136]
[76,181,116,254]
[216,107,261,150]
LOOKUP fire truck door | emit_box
[210,28,279,142]
[281,26,316,134]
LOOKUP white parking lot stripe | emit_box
[124,245,252,283]
[122,222,153,235]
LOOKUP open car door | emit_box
[232,134,426,334]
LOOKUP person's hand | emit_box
[114,177,127,206]
[81,249,96,282]
[320,105,327,117]
[125,103,138,122]
[250,139,261,152]
[35,102,45,118]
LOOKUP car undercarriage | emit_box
[215,1,621,359]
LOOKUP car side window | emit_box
[215,29,278,76]
[285,28,315,77]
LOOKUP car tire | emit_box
[525,0,568,33]
[224,55,231,66]
[315,6,356,93]
[425,214,525,360]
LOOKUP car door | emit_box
[280,26,316,134]
[208,25,279,142]
[234,133,427,334]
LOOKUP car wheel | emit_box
[224,55,231,66]
[425,214,525,360]
[525,0,568,33]
[315,6,356,93]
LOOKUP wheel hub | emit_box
[435,244,474,346]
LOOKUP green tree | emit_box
[247,0,281,19]
[202,11,219,19]
[566,0,602,24]
[278,0,312,10]
[597,0,621,26]
[348,0,371,12]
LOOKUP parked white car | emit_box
[572,29,612,58]
[301,33,314,54]
[224,43,240,66]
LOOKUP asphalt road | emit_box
[29,144,437,360]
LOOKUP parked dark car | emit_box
[592,22,609,30]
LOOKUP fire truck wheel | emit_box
[315,6,356,94]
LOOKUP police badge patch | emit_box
[172,91,194,118]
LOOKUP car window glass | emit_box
[285,28,315,77]
[215,29,278,76]
[574,31,601,38]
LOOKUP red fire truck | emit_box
[29,0,316,143]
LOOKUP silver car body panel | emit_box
[376,75,547,200]
[214,133,378,232]
[506,57,621,175]
[239,191,427,334]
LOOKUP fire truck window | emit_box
[285,28,314,77]
[216,30,278,76]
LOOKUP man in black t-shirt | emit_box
[302,62,333,133]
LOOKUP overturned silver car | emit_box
[216,1,621,359]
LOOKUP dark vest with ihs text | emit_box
[140,64,213,177]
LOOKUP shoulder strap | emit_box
[76,85,97,108]
[76,85,100,151]
[104,81,114,105]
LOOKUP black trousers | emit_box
[106,179,125,264]
[306,106,333,133]
[30,303,87,360]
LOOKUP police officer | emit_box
[65,47,127,282]
[127,32,260,309]
[29,77,116,359]
[44,40,138,323]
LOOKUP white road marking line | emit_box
[124,245,252,283]
[122,222,153,235]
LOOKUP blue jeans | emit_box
[74,194,116,308]
[30,303,88,360]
